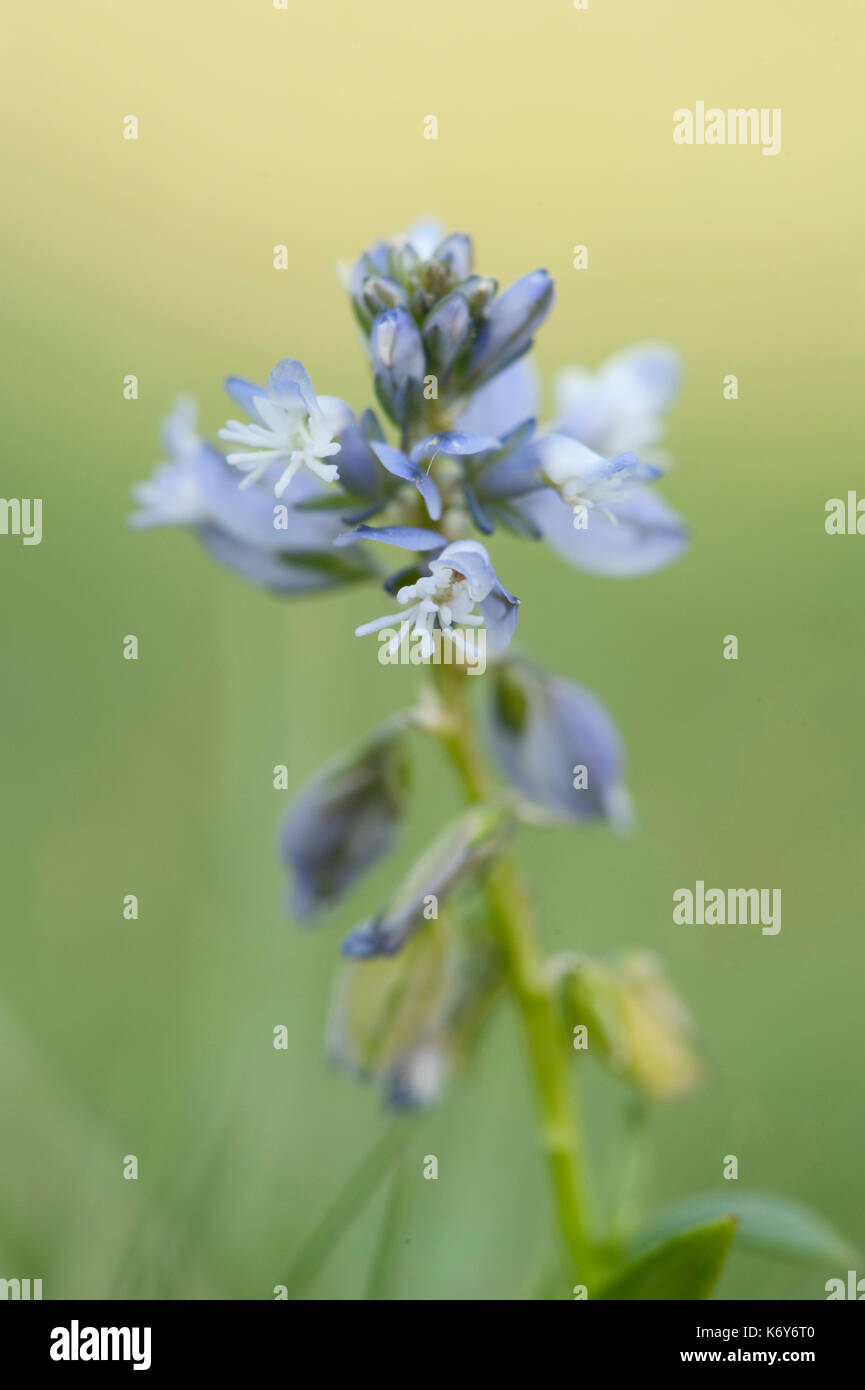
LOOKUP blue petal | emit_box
[369,440,416,481]
[333,419,389,500]
[192,446,343,552]
[195,524,371,594]
[371,308,425,381]
[334,524,446,551]
[479,585,520,654]
[555,343,681,456]
[404,215,446,260]
[268,358,317,413]
[471,437,543,501]
[467,272,554,387]
[224,375,266,423]
[526,485,689,578]
[368,441,442,521]
[433,232,473,279]
[281,724,409,919]
[489,662,629,822]
[410,431,501,462]
[414,469,443,522]
[349,241,390,302]
[340,921,400,958]
[456,356,541,437]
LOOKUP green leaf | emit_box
[276,547,376,582]
[634,1190,859,1267]
[595,1216,736,1300]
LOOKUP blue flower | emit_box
[536,436,661,513]
[347,536,519,658]
[458,346,688,575]
[281,720,411,919]
[129,396,210,530]
[552,342,681,460]
[522,483,688,579]
[131,399,375,593]
[488,659,633,827]
[218,359,345,495]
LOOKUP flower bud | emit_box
[281,719,411,918]
[370,307,426,426]
[434,233,473,281]
[422,291,472,375]
[361,276,409,318]
[488,658,631,826]
[466,270,554,389]
[341,802,513,958]
[556,952,705,1102]
[455,274,498,317]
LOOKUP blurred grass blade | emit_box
[366,1159,409,1300]
[284,1120,416,1298]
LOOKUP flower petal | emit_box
[281,721,411,919]
[525,484,689,578]
[224,376,267,424]
[334,524,446,552]
[456,356,541,437]
[488,659,631,824]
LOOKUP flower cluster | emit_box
[132,217,687,622]
[131,218,693,1109]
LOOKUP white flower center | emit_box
[355,565,484,658]
[219,394,341,496]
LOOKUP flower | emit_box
[218,359,344,495]
[552,342,681,460]
[129,396,209,529]
[349,537,519,658]
[488,658,633,827]
[523,484,688,578]
[281,720,411,919]
[456,348,688,575]
[130,399,375,593]
[537,436,661,517]
[328,925,502,1109]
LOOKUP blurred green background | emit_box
[1,0,862,1299]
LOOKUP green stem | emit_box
[430,662,596,1284]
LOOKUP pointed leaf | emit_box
[635,1191,859,1267]
[595,1216,736,1301]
